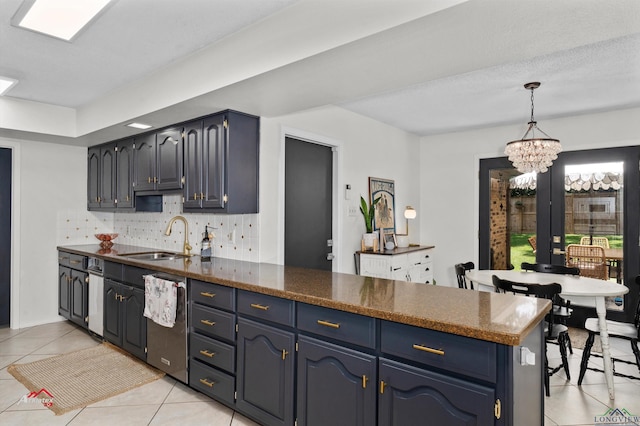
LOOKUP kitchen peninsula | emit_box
[58,243,549,425]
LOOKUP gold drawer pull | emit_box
[199,378,215,388]
[362,375,368,389]
[412,344,444,356]
[199,349,216,358]
[250,303,269,311]
[282,349,289,360]
[380,380,386,394]
[200,292,216,298]
[200,319,216,326]
[317,320,340,329]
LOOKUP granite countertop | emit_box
[58,243,550,346]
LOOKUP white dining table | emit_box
[466,269,629,400]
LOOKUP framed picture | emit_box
[369,177,395,234]
[384,232,397,247]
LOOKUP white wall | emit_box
[0,137,87,328]
[421,107,640,288]
[259,106,422,273]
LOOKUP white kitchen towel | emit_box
[143,275,183,328]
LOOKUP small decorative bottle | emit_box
[201,226,211,261]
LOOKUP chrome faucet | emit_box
[164,216,192,256]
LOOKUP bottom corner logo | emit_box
[594,408,639,425]
[18,388,54,408]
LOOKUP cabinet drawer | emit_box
[191,280,235,311]
[58,252,87,270]
[191,333,235,373]
[237,290,295,327]
[297,303,376,349]
[192,304,236,342]
[380,321,496,383]
[190,359,235,407]
[407,250,432,266]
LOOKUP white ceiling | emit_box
[1,0,639,145]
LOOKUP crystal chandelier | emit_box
[505,82,561,174]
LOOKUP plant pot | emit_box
[362,232,376,249]
[396,235,410,248]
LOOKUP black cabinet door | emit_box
[296,335,377,426]
[156,126,183,190]
[103,279,122,346]
[202,115,225,210]
[87,147,101,209]
[116,139,135,209]
[121,286,147,360]
[69,270,88,327]
[99,143,117,209]
[378,358,496,426]
[183,120,203,210]
[58,266,71,319]
[236,317,295,426]
[133,133,156,191]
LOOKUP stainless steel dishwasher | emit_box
[145,273,188,384]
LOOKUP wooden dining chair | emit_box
[492,275,570,396]
[578,275,640,385]
[565,244,608,280]
[454,262,475,290]
[580,236,610,249]
[521,262,578,354]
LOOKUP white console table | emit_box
[356,246,435,284]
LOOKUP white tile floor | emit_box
[1,321,639,425]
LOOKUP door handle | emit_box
[553,248,566,255]
[326,253,335,261]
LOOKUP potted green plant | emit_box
[360,195,380,248]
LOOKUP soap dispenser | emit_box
[201,226,211,261]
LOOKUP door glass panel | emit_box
[509,172,537,270]
[563,161,624,310]
[486,168,538,271]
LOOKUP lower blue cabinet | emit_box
[236,317,295,426]
[296,335,377,426]
[378,357,496,425]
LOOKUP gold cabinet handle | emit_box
[362,375,368,389]
[154,177,158,183]
[380,380,386,394]
[85,276,89,283]
[200,319,216,326]
[193,193,198,200]
[494,399,501,419]
[200,192,205,200]
[147,177,152,183]
[282,349,289,360]
[250,303,269,311]
[317,320,340,329]
[199,378,215,388]
[70,259,81,264]
[199,349,216,358]
[200,292,216,298]
[412,344,445,356]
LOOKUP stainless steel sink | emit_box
[116,251,190,261]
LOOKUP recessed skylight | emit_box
[126,122,153,130]
[0,77,18,96]
[16,0,111,41]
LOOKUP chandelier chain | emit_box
[530,87,535,122]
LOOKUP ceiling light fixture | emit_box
[0,77,18,96]
[15,0,111,41]
[505,82,561,174]
[126,122,152,130]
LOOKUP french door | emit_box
[480,145,640,323]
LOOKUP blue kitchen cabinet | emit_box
[296,335,377,426]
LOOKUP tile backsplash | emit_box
[57,194,260,262]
